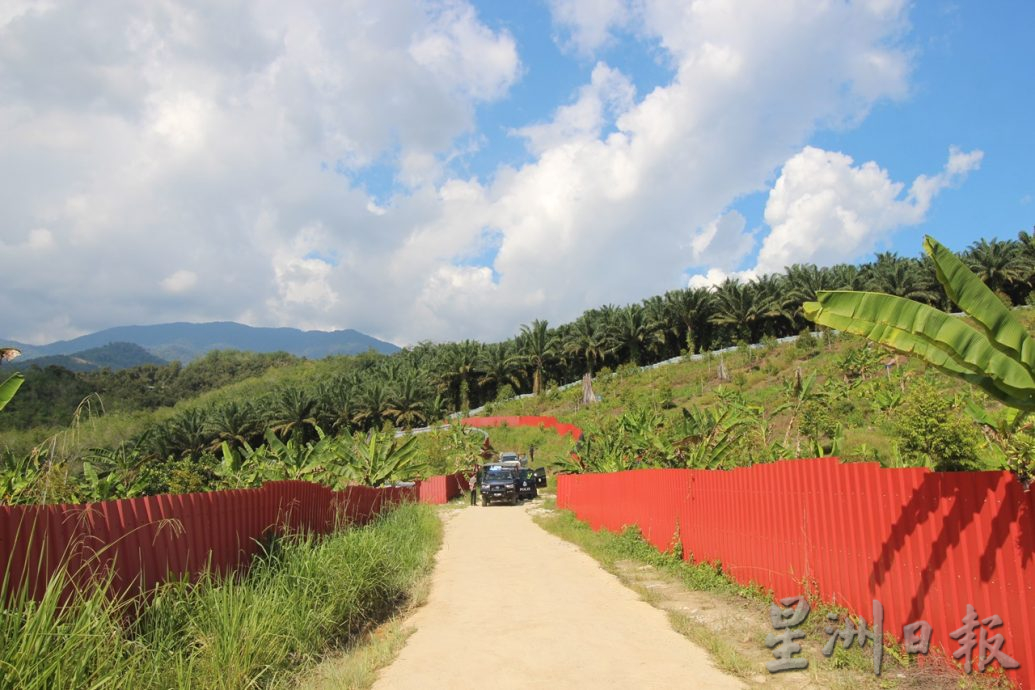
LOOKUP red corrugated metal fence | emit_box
[1,473,464,602]
[557,459,1035,688]
[461,415,583,441]
[419,473,466,504]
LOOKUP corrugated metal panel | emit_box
[1,474,460,603]
[558,460,1034,688]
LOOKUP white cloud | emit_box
[400,0,915,340]
[2,0,974,349]
[161,269,198,294]
[0,0,518,343]
[513,62,635,155]
[748,145,982,275]
[409,0,519,101]
[547,0,630,55]
[689,210,754,271]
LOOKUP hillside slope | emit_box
[2,342,167,372]
[477,320,1024,473]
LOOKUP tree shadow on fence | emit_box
[869,470,1034,625]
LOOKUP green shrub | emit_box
[794,329,817,353]
[891,380,982,471]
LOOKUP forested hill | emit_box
[4,342,166,373]
[3,321,399,363]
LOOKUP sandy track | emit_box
[371,502,744,690]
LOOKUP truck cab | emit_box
[479,465,518,506]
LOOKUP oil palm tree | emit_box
[387,371,428,429]
[965,238,1027,299]
[564,314,614,404]
[751,273,793,337]
[435,340,482,411]
[861,253,939,303]
[642,295,678,358]
[207,400,259,451]
[664,288,713,353]
[168,408,211,460]
[710,278,771,342]
[564,314,614,377]
[269,387,321,442]
[425,394,448,425]
[782,264,836,329]
[478,342,524,398]
[519,319,556,395]
[320,375,358,433]
[353,380,392,430]
[608,306,663,366]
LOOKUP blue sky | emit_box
[465,1,1034,268]
[1,1,1032,345]
[808,2,1035,255]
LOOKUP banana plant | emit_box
[0,372,23,412]
[80,462,130,502]
[804,236,1035,412]
[341,430,425,487]
[260,427,335,481]
[0,448,43,504]
[81,444,149,499]
[673,404,751,469]
[213,441,267,488]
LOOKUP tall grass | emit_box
[0,503,441,689]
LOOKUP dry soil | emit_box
[371,501,745,690]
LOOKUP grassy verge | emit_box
[534,498,758,598]
[1,502,442,689]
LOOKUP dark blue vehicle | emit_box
[480,466,518,506]
[516,468,538,500]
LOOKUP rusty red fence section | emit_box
[1,473,464,602]
[418,472,466,504]
[557,459,1035,688]
[460,415,583,440]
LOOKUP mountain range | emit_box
[1,322,400,369]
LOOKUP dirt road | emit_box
[372,503,744,690]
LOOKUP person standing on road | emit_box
[468,463,479,505]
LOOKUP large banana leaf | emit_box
[924,236,1035,373]
[0,373,24,412]
[804,289,1035,404]
[805,296,1035,409]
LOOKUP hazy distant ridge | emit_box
[2,322,399,363]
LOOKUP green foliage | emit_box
[0,502,440,688]
[338,431,425,488]
[1001,431,1035,484]
[535,508,752,598]
[794,329,817,353]
[891,380,982,471]
[806,236,1035,411]
[10,231,1035,496]
[496,383,515,401]
[836,345,885,381]
[0,372,24,411]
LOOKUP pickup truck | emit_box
[480,466,519,506]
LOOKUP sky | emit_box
[1,0,1032,347]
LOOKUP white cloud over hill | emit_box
[0,0,978,345]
